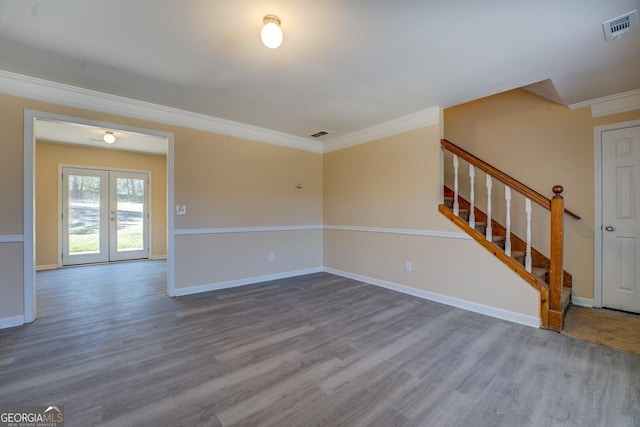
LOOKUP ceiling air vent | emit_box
[602,10,637,41]
[310,131,330,138]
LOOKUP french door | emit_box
[61,167,150,266]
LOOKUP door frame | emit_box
[59,166,152,267]
[593,118,640,308]
[24,109,176,323]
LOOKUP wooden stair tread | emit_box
[531,267,547,280]
[444,197,453,209]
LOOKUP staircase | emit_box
[440,139,578,331]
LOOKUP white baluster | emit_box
[485,175,492,241]
[525,198,532,272]
[469,165,475,228]
[505,186,512,256]
[453,155,459,216]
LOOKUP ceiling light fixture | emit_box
[261,15,283,49]
[103,131,116,144]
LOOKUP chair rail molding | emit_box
[0,235,24,243]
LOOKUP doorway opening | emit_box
[24,110,176,323]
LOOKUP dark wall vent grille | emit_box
[310,131,330,138]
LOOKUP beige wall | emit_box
[323,126,539,318]
[444,89,640,301]
[174,131,322,228]
[324,127,452,229]
[35,142,168,267]
[0,94,25,235]
[0,94,30,319]
[0,93,323,322]
[172,129,323,290]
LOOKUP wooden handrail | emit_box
[441,139,581,220]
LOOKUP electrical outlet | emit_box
[268,252,275,262]
[176,205,187,215]
[405,261,412,272]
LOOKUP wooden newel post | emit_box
[549,185,564,330]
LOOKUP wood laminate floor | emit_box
[1,261,639,426]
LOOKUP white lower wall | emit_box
[172,225,540,326]
[0,241,24,321]
[2,227,543,330]
[323,228,540,325]
[174,228,323,290]
[325,267,539,327]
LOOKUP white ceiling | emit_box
[35,119,168,155]
[1,1,639,143]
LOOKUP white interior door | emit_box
[62,167,149,266]
[602,125,640,313]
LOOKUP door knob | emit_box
[605,225,614,232]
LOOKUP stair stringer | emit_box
[439,205,550,329]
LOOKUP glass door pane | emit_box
[109,171,149,261]
[62,168,109,265]
[68,174,101,254]
[116,176,144,251]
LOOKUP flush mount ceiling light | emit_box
[103,131,116,144]
[261,15,283,49]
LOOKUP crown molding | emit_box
[0,70,323,153]
[322,107,441,153]
[568,89,640,118]
[0,70,442,154]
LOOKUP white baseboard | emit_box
[36,264,58,271]
[0,315,24,330]
[174,267,324,297]
[151,255,168,260]
[571,296,594,307]
[324,267,540,328]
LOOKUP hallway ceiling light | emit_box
[103,131,116,144]
[261,15,283,49]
